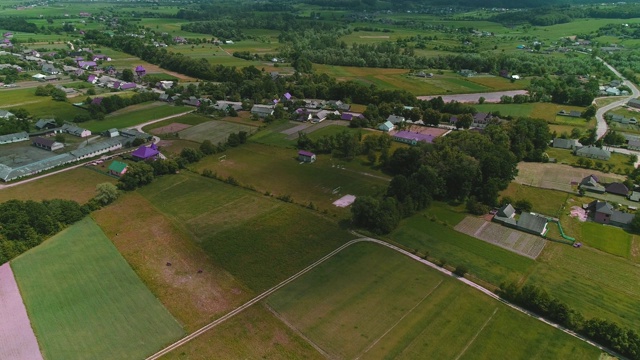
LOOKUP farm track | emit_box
[146,236,626,360]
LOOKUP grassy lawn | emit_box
[546,147,634,175]
[306,124,372,141]
[82,103,191,133]
[391,204,535,286]
[11,217,184,360]
[142,113,212,132]
[580,222,631,258]
[163,305,323,360]
[92,192,252,331]
[267,242,601,359]
[474,103,534,118]
[0,167,114,204]
[189,142,390,217]
[500,183,569,217]
[0,88,88,120]
[178,120,256,144]
[137,173,356,292]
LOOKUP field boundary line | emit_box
[356,279,443,360]
[263,304,334,360]
[146,237,627,360]
[454,307,498,360]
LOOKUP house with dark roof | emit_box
[93,54,111,61]
[213,100,242,112]
[587,200,634,227]
[579,175,605,193]
[184,96,201,107]
[32,137,64,151]
[387,115,405,125]
[91,97,103,105]
[0,131,29,145]
[108,161,128,177]
[0,110,15,119]
[606,182,629,196]
[35,119,58,130]
[516,212,549,236]
[251,105,274,118]
[298,150,316,163]
[472,112,495,129]
[159,93,170,102]
[61,123,91,138]
[340,112,365,121]
[575,145,611,160]
[552,138,580,150]
[41,63,59,75]
[120,82,136,90]
[557,110,582,118]
[628,98,640,109]
[610,114,637,124]
[131,143,159,161]
[77,61,97,70]
[326,100,350,111]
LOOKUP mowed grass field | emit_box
[178,120,256,144]
[393,202,640,329]
[82,103,191,133]
[580,222,632,259]
[267,242,601,359]
[0,167,114,204]
[137,173,355,292]
[0,88,87,120]
[190,142,390,216]
[11,217,184,360]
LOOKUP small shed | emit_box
[108,161,128,177]
[298,150,316,163]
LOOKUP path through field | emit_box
[146,237,622,360]
[0,263,43,360]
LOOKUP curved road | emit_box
[146,237,625,360]
[595,58,640,140]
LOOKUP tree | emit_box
[456,113,473,129]
[200,139,216,155]
[454,265,468,277]
[118,162,155,190]
[122,68,134,82]
[95,182,119,205]
[630,212,640,233]
[515,199,533,212]
[478,96,485,104]
[51,88,67,101]
[180,147,204,163]
[581,105,596,119]
[54,134,65,143]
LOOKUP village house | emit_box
[627,98,640,109]
[575,145,611,161]
[340,112,365,121]
[298,150,316,163]
[586,200,634,227]
[105,128,119,138]
[183,96,201,107]
[108,161,128,177]
[386,115,405,125]
[213,100,243,112]
[251,104,274,118]
[493,204,549,236]
[131,143,160,161]
[0,131,29,145]
[610,114,637,124]
[135,65,146,77]
[32,137,64,151]
[393,131,436,145]
[34,119,58,130]
[552,138,581,150]
[41,64,59,75]
[557,110,582,118]
[628,140,640,151]
[0,110,15,119]
[61,123,91,138]
[579,174,605,194]
[606,182,629,197]
[378,121,395,132]
[93,54,111,62]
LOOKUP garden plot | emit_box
[455,217,546,259]
[179,120,254,144]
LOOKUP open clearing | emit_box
[0,263,42,360]
[455,217,547,259]
[515,162,624,193]
[178,120,255,144]
[82,104,191,133]
[92,192,252,331]
[11,217,184,360]
[266,242,600,359]
[418,90,528,103]
[137,173,355,292]
[149,122,192,135]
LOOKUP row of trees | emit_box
[35,84,68,102]
[499,282,640,359]
[0,199,86,264]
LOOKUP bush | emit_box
[454,265,468,277]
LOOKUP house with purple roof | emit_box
[111,81,121,89]
[298,150,316,163]
[120,82,136,90]
[74,56,85,61]
[392,131,436,146]
[135,65,145,77]
[78,61,97,70]
[3,32,13,38]
[173,36,187,44]
[283,92,292,101]
[93,54,111,61]
[91,97,103,105]
[132,143,159,161]
[341,112,365,121]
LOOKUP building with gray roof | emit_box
[0,131,28,145]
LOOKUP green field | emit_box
[142,113,212,132]
[0,88,87,120]
[392,202,640,329]
[137,173,355,292]
[267,242,601,359]
[580,222,632,258]
[178,120,256,144]
[189,142,390,216]
[545,147,634,175]
[500,182,570,217]
[82,103,191,133]
[11,217,184,360]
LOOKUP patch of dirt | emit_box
[92,192,252,331]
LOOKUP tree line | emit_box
[499,281,640,360]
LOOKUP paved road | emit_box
[146,237,625,360]
[594,58,640,140]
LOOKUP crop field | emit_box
[92,192,252,331]
[82,103,191,133]
[580,222,631,259]
[454,217,547,259]
[514,162,624,194]
[178,120,255,144]
[163,305,323,359]
[11,217,184,360]
[266,242,601,359]
[137,173,355,292]
[189,142,390,216]
[393,203,640,329]
[0,167,114,204]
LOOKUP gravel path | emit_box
[0,263,43,360]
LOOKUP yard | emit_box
[82,103,191,133]
[11,217,184,360]
[266,242,601,359]
[137,173,356,292]
[500,183,569,217]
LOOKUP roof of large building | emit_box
[606,182,629,196]
[69,138,122,158]
[0,131,28,143]
[61,123,90,136]
[517,212,548,234]
[393,130,436,144]
[131,143,159,159]
[576,145,611,158]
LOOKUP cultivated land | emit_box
[137,173,356,292]
[0,167,115,203]
[393,203,640,329]
[11,218,184,360]
[454,216,547,259]
[0,263,42,360]
[266,242,601,359]
[82,103,191,133]
[178,120,256,144]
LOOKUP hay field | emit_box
[267,242,600,359]
[137,173,355,292]
[11,218,184,360]
[178,120,255,144]
[455,217,547,259]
